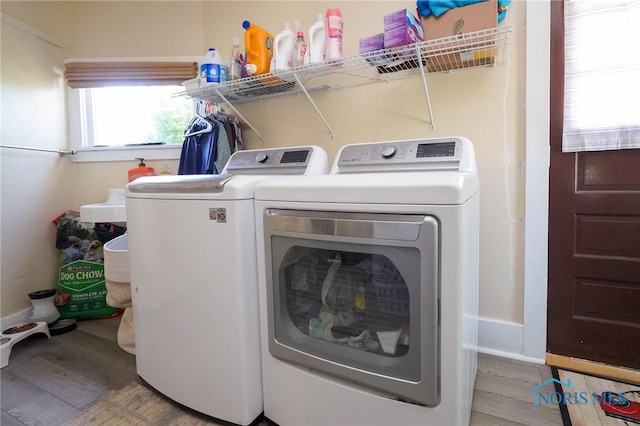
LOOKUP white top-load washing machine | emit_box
[125,146,328,425]
[254,137,479,426]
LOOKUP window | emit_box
[562,0,640,152]
[65,59,198,162]
[73,85,191,145]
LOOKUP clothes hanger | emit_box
[183,114,213,137]
[183,100,213,137]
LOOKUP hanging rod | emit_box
[0,145,76,157]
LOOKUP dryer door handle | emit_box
[264,209,426,241]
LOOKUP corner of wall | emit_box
[477,316,544,364]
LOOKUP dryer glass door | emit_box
[263,209,439,406]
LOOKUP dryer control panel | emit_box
[332,137,476,174]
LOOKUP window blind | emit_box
[64,61,198,89]
[562,0,640,152]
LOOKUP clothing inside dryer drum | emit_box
[281,246,411,357]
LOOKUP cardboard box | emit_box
[420,0,497,40]
[425,47,496,72]
[420,0,497,71]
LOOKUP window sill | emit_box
[69,144,182,163]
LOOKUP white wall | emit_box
[0,15,72,324]
[194,1,527,335]
[1,1,537,358]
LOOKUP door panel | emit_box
[573,278,640,326]
[578,152,640,190]
[547,1,640,370]
[548,148,640,370]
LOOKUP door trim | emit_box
[523,0,551,361]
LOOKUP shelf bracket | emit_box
[291,72,335,140]
[212,87,266,144]
[415,44,436,131]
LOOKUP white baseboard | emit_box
[2,310,545,363]
[1,308,31,331]
[477,317,544,364]
[479,346,546,365]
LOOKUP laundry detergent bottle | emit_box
[307,13,326,64]
[273,22,295,71]
[242,20,274,76]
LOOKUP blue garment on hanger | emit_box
[178,118,219,175]
[417,0,511,23]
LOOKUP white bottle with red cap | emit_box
[292,21,307,67]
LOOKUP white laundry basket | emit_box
[103,234,135,355]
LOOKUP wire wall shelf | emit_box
[180,25,512,140]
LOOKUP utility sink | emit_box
[80,188,126,224]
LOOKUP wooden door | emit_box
[547,1,640,370]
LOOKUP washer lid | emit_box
[125,174,276,200]
[126,174,235,194]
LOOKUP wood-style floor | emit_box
[1,317,563,425]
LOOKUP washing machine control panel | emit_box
[229,149,310,168]
[335,138,468,173]
[222,146,328,175]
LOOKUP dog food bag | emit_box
[52,211,125,319]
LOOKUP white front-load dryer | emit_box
[254,137,479,426]
[125,146,327,425]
